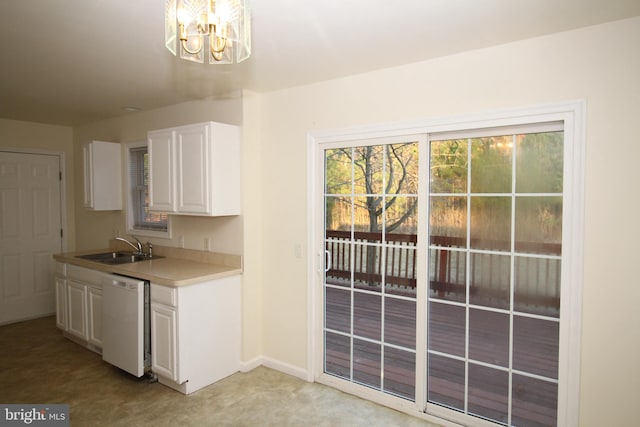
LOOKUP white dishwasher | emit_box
[102,273,149,377]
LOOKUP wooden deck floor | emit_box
[324,282,558,426]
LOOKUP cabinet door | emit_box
[148,129,176,212]
[208,122,241,216]
[176,123,210,214]
[67,280,88,340]
[87,286,103,347]
[55,276,67,330]
[151,304,178,382]
[83,141,122,210]
[82,143,93,208]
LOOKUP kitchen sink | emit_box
[76,251,163,265]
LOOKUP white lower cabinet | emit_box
[87,285,103,347]
[151,275,241,394]
[55,260,241,393]
[54,274,67,330]
[56,264,105,353]
[150,304,177,381]
[67,280,88,340]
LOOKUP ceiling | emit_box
[1,0,638,127]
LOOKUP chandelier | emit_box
[165,0,251,64]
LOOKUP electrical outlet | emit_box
[178,235,184,248]
[204,237,210,251]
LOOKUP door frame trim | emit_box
[307,100,585,426]
[0,147,68,253]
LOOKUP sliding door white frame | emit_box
[307,100,585,426]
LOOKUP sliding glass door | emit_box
[426,125,563,426]
[315,110,580,427]
[323,137,421,400]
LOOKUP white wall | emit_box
[240,90,264,365]
[246,17,640,426]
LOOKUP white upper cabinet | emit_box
[147,128,175,212]
[148,122,240,216]
[83,140,122,210]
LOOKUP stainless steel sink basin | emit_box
[76,251,163,265]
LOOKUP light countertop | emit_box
[54,248,242,287]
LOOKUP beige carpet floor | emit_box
[0,316,440,427]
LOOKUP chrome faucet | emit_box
[115,235,144,255]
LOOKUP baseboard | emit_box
[239,356,262,373]
[62,331,102,355]
[0,312,55,326]
[240,356,309,382]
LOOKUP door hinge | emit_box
[59,171,63,181]
[60,229,64,238]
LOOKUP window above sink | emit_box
[124,140,171,239]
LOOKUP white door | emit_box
[0,151,63,324]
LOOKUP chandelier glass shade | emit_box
[165,0,251,64]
